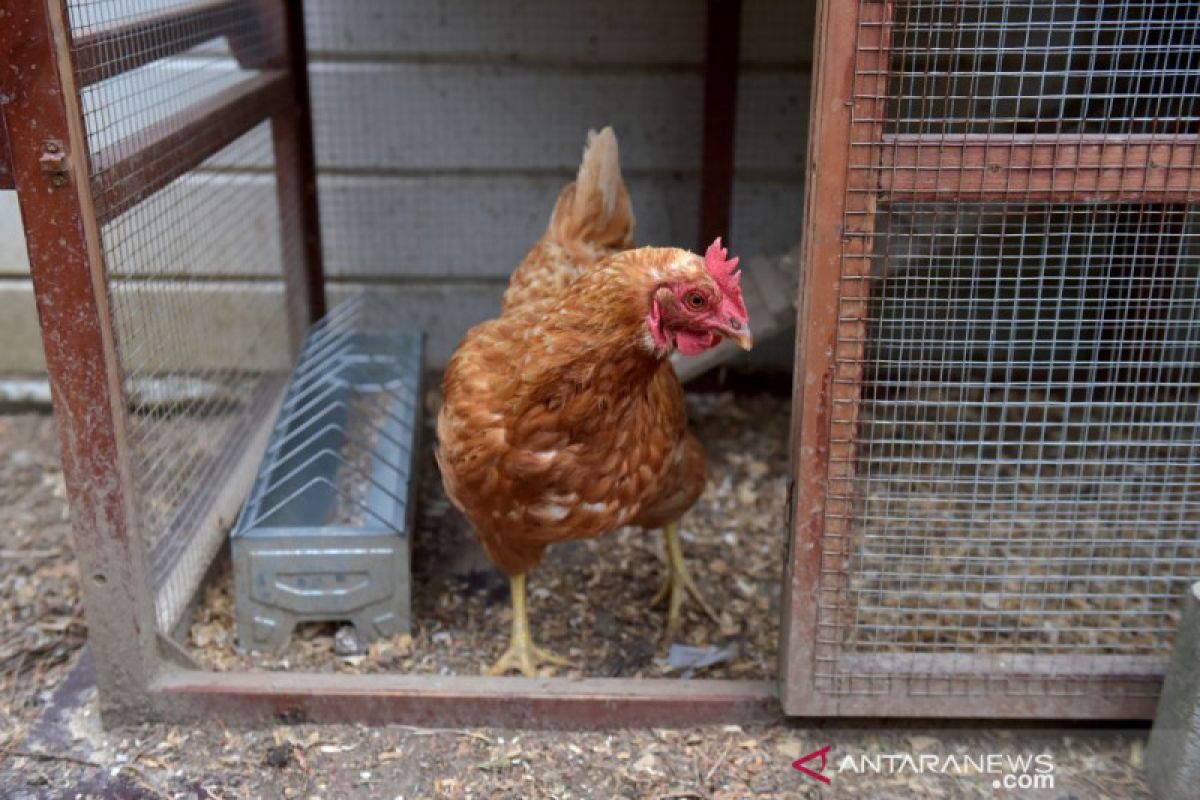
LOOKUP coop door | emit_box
[783,0,1200,718]
[1,0,324,650]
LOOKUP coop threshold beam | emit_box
[151,670,779,728]
[90,70,290,224]
[878,133,1200,203]
[73,0,256,86]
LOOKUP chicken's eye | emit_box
[684,291,706,310]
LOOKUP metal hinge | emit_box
[39,139,69,187]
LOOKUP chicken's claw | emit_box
[486,639,574,678]
[485,572,575,677]
[654,522,720,640]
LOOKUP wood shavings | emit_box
[187,389,789,680]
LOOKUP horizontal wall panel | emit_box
[85,172,803,280]
[327,282,504,366]
[1,272,794,374]
[81,61,809,173]
[305,0,704,64]
[107,281,293,372]
[69,0,815,68]
[302,65,807,172]
[302,0,814,66]
[102,174,284,278]
[194,64,807,173]
[0,192,30,276]
[0,281,46,372]
[318,173,804,278]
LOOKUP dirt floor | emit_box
[0,402,1157,798]
[187,391,787,680]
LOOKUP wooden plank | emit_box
[90,70,290,225]
[879,134,1200,203]
[0,0,161,723]
[269,0,326,347]
[787,0,892,717]
[780,0,876,718]
[298,0,814,67]
[73,0,256,86]
[153,670,779,728]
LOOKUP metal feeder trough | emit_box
[232,296,424,652]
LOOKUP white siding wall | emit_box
[0,0,813,371]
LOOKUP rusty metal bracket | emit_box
[39,138,69,186]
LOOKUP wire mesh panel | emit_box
[61,0,311,632]
[786,0,1200,717]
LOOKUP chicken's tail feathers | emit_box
[548,126,635,249]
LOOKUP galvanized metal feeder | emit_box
[232,297,423,651]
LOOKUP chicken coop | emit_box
[1,0,1198,727]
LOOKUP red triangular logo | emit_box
[792,745,832,784]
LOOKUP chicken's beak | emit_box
[721,321,753,351]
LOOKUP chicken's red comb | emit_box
[705,237,747,317]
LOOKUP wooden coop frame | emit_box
[0,0,779,728]
[782,0,1200,719]
[6,0,1196,729]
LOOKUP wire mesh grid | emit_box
[65,1,295,630]
[814,0,1200,699]
[886,1,1200,136]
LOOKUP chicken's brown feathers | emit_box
[502,127,635,311]
[437,248,708,576]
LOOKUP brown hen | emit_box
[437,129,752,676]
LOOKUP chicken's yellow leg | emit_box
[652,522,720,640]
[486,573,574,677]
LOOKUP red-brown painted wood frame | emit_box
[151,673,777,728]
[782,0,1181,719]
[0,0,161,721]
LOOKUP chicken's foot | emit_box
[652,522,720,640]
[486,573,574,677]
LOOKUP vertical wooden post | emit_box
[231,1,327,351]
[698,0,742,249]
[0,0,159,721]
[272,0,326,346]
[781,0,892,715]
